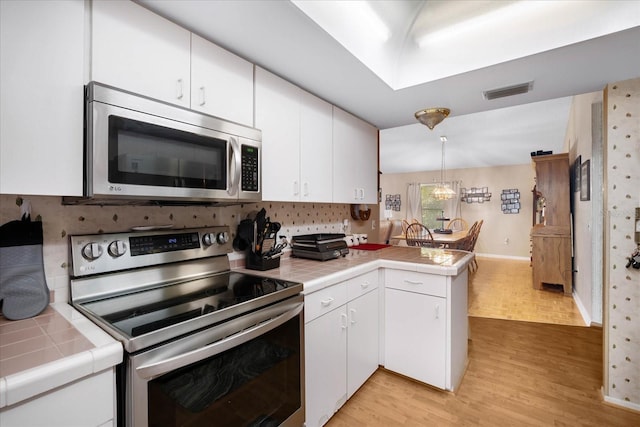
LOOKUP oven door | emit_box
[127,295,304,427]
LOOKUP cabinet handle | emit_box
[293,180,299,196]
[320,297,334,307]
[341,313,348,330]
[303,181,309,197]
[349,308,356,324]
[176,79,184,100]
[199,86,206,106]
[404,280,423,286]
[354,188,359,200]
[360,281,369,289]
[435,304,440,319]
[359,188,365,200]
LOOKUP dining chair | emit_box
[465,220,484,272]
[405,223,436,248]
[446,217,469,232]
[401,219,411,234]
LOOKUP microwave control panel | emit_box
[241,144,259,192]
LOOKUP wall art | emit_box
[385,194,401,211]
[580,159,590,201]
[501,188,520,214]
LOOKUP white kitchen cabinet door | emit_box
[91,0,191,108]
[305,306,348,427]
[0,369,115,427]
[299,90,333,202]
[190,34,254,126]
[384,288,446,389]
[255,67,301,202]
[332,107,378,204]
[347,289,379,398]
[0,0,84,196]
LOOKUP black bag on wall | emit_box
[0,217,50,320]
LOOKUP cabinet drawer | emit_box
[385,269,446,297]
[346,270,379,301]
[305,282,348,323]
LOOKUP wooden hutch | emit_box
[530,153,572,295]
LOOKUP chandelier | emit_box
[433,136,456,200]
[414,107,450,130]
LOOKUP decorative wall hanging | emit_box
[572,155,581,193]
[580,159,591,201]
[501,188,521,214]
[460,187,491,203]
[385,194,401,211]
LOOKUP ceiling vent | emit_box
[483,81,533,100]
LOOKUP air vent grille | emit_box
[483,81,533,100]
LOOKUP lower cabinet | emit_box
[384,288,446,388]
[383,268,468,392]
[0,369,115,427]
[305,271,379,427]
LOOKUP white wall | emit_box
[379,163,535,258]
[565,90,603,325]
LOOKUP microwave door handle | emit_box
[228,136,241,196]
[136,301,303,379]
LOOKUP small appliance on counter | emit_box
[234,208,284,271]
[291,233,349,261]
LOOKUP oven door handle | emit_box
[136,301,303,379]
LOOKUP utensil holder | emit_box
[246,250,280,271]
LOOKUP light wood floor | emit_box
[468,256,586,326]
[325,258,640,426]
[327,317,639,426]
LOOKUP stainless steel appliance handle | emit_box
[136,300,303,379]
[227,136,241,196]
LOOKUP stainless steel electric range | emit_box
[69,226,304,427]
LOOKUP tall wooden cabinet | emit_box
[530,153,572,295]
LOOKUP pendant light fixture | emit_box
[432,135,456,200]
[414,107,450,130]
[415,108,455,200]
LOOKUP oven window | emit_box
[147,315,301,427]
[108,116,227,189]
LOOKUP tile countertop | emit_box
[0,246,470,410]
[0,303,122,410]
[234,246,474,294]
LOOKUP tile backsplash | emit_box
[0,195,350,303]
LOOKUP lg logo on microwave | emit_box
[109,185,123,192]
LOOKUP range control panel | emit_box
[70,226,231,277]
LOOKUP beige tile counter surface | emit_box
[234,246,473,294]
[0,246,470,411]
[0,303,122,409]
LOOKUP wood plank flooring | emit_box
[325,258,640,426]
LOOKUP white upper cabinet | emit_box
[255,67,301,201]
[332,107,378,204]
[299,90,333,202]
[0,0,84,196]
[91,0,191,108]
[190,33,254,126]
[255,67,333,202]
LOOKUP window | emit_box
[420,184,446,229]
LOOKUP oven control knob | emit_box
[108,240,127,257]
[202,233,216,247]
[81,242,103,261]
[217,231,229,244]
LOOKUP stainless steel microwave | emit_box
[74,82,261,205]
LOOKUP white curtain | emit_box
[407,183,421,221]
[446,180,462,219]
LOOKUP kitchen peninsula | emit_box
[235,246,472,427]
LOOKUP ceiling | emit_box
[136,0,640,173]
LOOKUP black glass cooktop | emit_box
[80,271,302,339]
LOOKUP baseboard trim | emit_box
[572,290,592,326]
[601,388,640,413]
[476,253,530,262]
